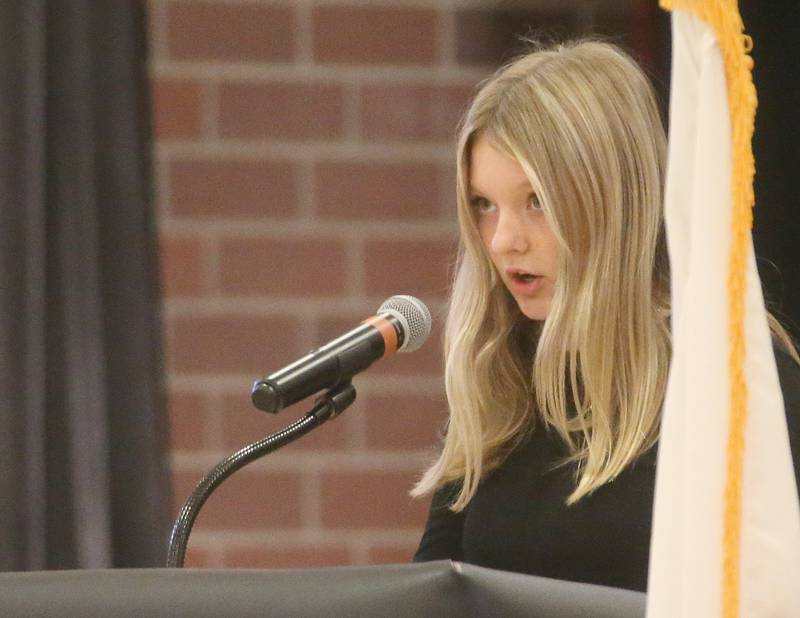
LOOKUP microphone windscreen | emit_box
[377,295,432,353]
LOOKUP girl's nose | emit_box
[491,211,529,255]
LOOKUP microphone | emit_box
[251,295,432,414]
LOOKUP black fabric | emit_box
[0,1,170,569]
[742,2,800,338]
[0,563,647,618]
[415,346,800,591]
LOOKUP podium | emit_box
[0,560,645,617]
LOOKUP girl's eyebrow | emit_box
[468,183,537,197]
[468,178,537,193]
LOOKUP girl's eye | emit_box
[471,197,495,214]
[528,193,543,210]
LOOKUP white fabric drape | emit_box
[647,10,800,617]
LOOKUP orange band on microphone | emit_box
[362,316,398,357]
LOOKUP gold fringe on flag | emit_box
[658,1,757,617]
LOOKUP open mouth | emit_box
[506,269,544,294]
[509,269,539,283]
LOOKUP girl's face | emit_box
[469,134,559,321]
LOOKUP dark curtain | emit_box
[741,3,800,339]
[0,1,170,570]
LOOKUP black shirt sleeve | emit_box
[411,343,800,586]
[775,344,800,497]
[413,483,466,562]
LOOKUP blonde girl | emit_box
[412,40,800,591]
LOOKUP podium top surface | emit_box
[0,560,645,618]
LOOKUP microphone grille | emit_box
[377,295,432,353]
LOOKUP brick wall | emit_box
[149,0,660,569]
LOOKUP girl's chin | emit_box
[515,297,551,321]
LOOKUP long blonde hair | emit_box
[414,40,799,510]
[414,40,670,509]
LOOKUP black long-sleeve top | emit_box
[414,345,800,592]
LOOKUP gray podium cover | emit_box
[0,560,645,617]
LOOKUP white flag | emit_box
[647,7,800,618]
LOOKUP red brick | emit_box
[364,239,456,300]
[169,158,296,219]
[219,82,346,140]
[439,166,458,217]
[454,9,579,67]
[360,83,475,142]
[219,237,348,296]
[170,315,301,375]
[367,545,417,565]
[315,161,441,220]
[313,6,439,66]
[220,391,349,451]
[593,5,661,77]
[166,2,294,62]
[223,546,350,569]
[315,314,443,377]
[319,471,429,529]
[363,393,446,451]
[183,547,213,568]
[171,470,303,530]
[159,234,208,298]
[168,390,209,451]
[152,78,203,139]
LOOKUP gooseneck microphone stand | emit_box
[166,382,356,568]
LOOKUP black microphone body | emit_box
[251,315,403,413]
